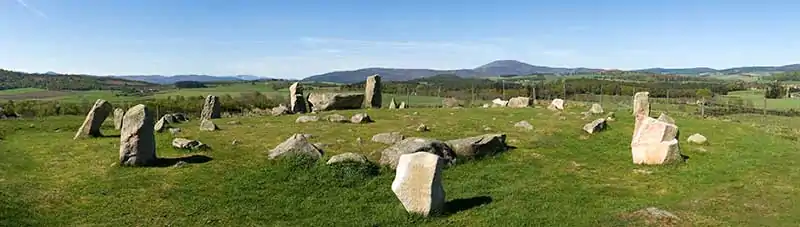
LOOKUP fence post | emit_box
[763,97,767,122]
[700,97,705,118]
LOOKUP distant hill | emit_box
[303,60,604,83]
[303,60,800,83]
[115,74,264,84]
[0,69,156,91]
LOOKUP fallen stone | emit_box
[372,132,405,144]
[171,138,208,150]
[583,118,607,134]
[491,98,508,107]
[350,113,373,123]
[548,99,564,111]
[74,99,113,139]
[271,104,290,116]
[119,104,157,166]
[379,137,456,169]
[307,93,364,112]
[388,98,397,109]
[507,97,531,108]
[154,115,171,133]
[631,115,682,165]
[199,119,219,131]
[168,128,181,135]
[687,133,707,145]
[442,97,462,108]
[589,103,604,114]
[296,115,320,123]
[398,102,406,109]
[326,152,370,165]
[391,152,446,216]
[514,121,533,131]
[326,114,348,123]
[416,124,430,132]
[268,134,323,160]
[446,134,507,158]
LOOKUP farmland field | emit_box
[724,90,800,110]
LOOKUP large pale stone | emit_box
[199,119,218,131]
[119,104,157,166]
[446,134,507,158]
[631,115,682,165]
[442,97,461,108]
[350,113,373,124]
[268,134,323,160]
[633,92,650,117]
[74,99,113,139]
[391,152,446,216]
[296,115,320,123]
[307,93,364,112]
[687,133,707,145]
[364,74,382,108]
[589,103,604,114]
[379,138,456,169]
[548,99,565,111]
[507,97,531,108]
[200,95,221,120]
[657,113,675,125]
[289,82,307,113]
[491,98,508,107]
[113,108,125,130]
[388,98,397,109]
[271,104,290,116]
[399,102,406,109]
[154,115,171,133]
[326,152,369,165]
[372,132,405,144]
[583,118,607,134]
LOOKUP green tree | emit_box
[696,88,713,98]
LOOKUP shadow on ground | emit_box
[444,196,493,215]
[153,155,213,167]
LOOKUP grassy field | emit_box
[724,90,800,110]
[2,104,800,226]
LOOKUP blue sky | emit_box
[2,0,800,79]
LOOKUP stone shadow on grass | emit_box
[153,155,213,167]
[443,196,493,215]
[100,134,120,138]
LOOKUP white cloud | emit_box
[14,0,48,19]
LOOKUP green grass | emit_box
[2,105,800,226]
[152,83,281,98]
[725,90,800,110]
[0,88,47,95]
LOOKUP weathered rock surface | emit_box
[657,113,675,125]
[399,102,406,109]
[491,98,509,107]
[583,118,607,134]
[446,134,507,158]
[325,114,348,123]
[372,132,405,144]
[507,97,531,108]
[589,103,604,114]
[379,138,456,169]
[631,115,682,165]
[119,104,157,166]
[416,124,430,132]
[548,99,565,111]
[687,133,707,145]
[74,99,113,139]
[171,138,207,150]
[200,95,221,120]
[514,121,533,131]
[350,113,373,123]
[391,152,446,216]
[307,93,364,112]
[296,115,319,123]
[199,119,218,131]
[388,98,397,109]
[271,104,290,116]
[154,115,171,132]
[113,108,125,130]
[326,152,369,165]
[633,92,650,117]
[168,128,182,135]
[268,134,323,160]
[364,74,382,108]
[442,97,462,108]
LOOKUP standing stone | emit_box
[548,99,565,111]
[119,104,157,166]
[657,113,675,125]
[307,93,364,112]
[589,103,604,114]
[633,92,650,117]
[271,104,290,116]
[199,119,218,131]
[74,99,113,139]
[399,102,407,109]
[268,134,323,160]
[583,118,607,134]
[113,108,125,130]
[631,115,682,165]
[200,95,221,120]
[507,97,531,108]
[154,115,170,133]
[446,134,507,158]
[289,82,308,113]
[391,152,446,216]
[364,74,382,108]
[388,98,397,109]
[379,138,456,169]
